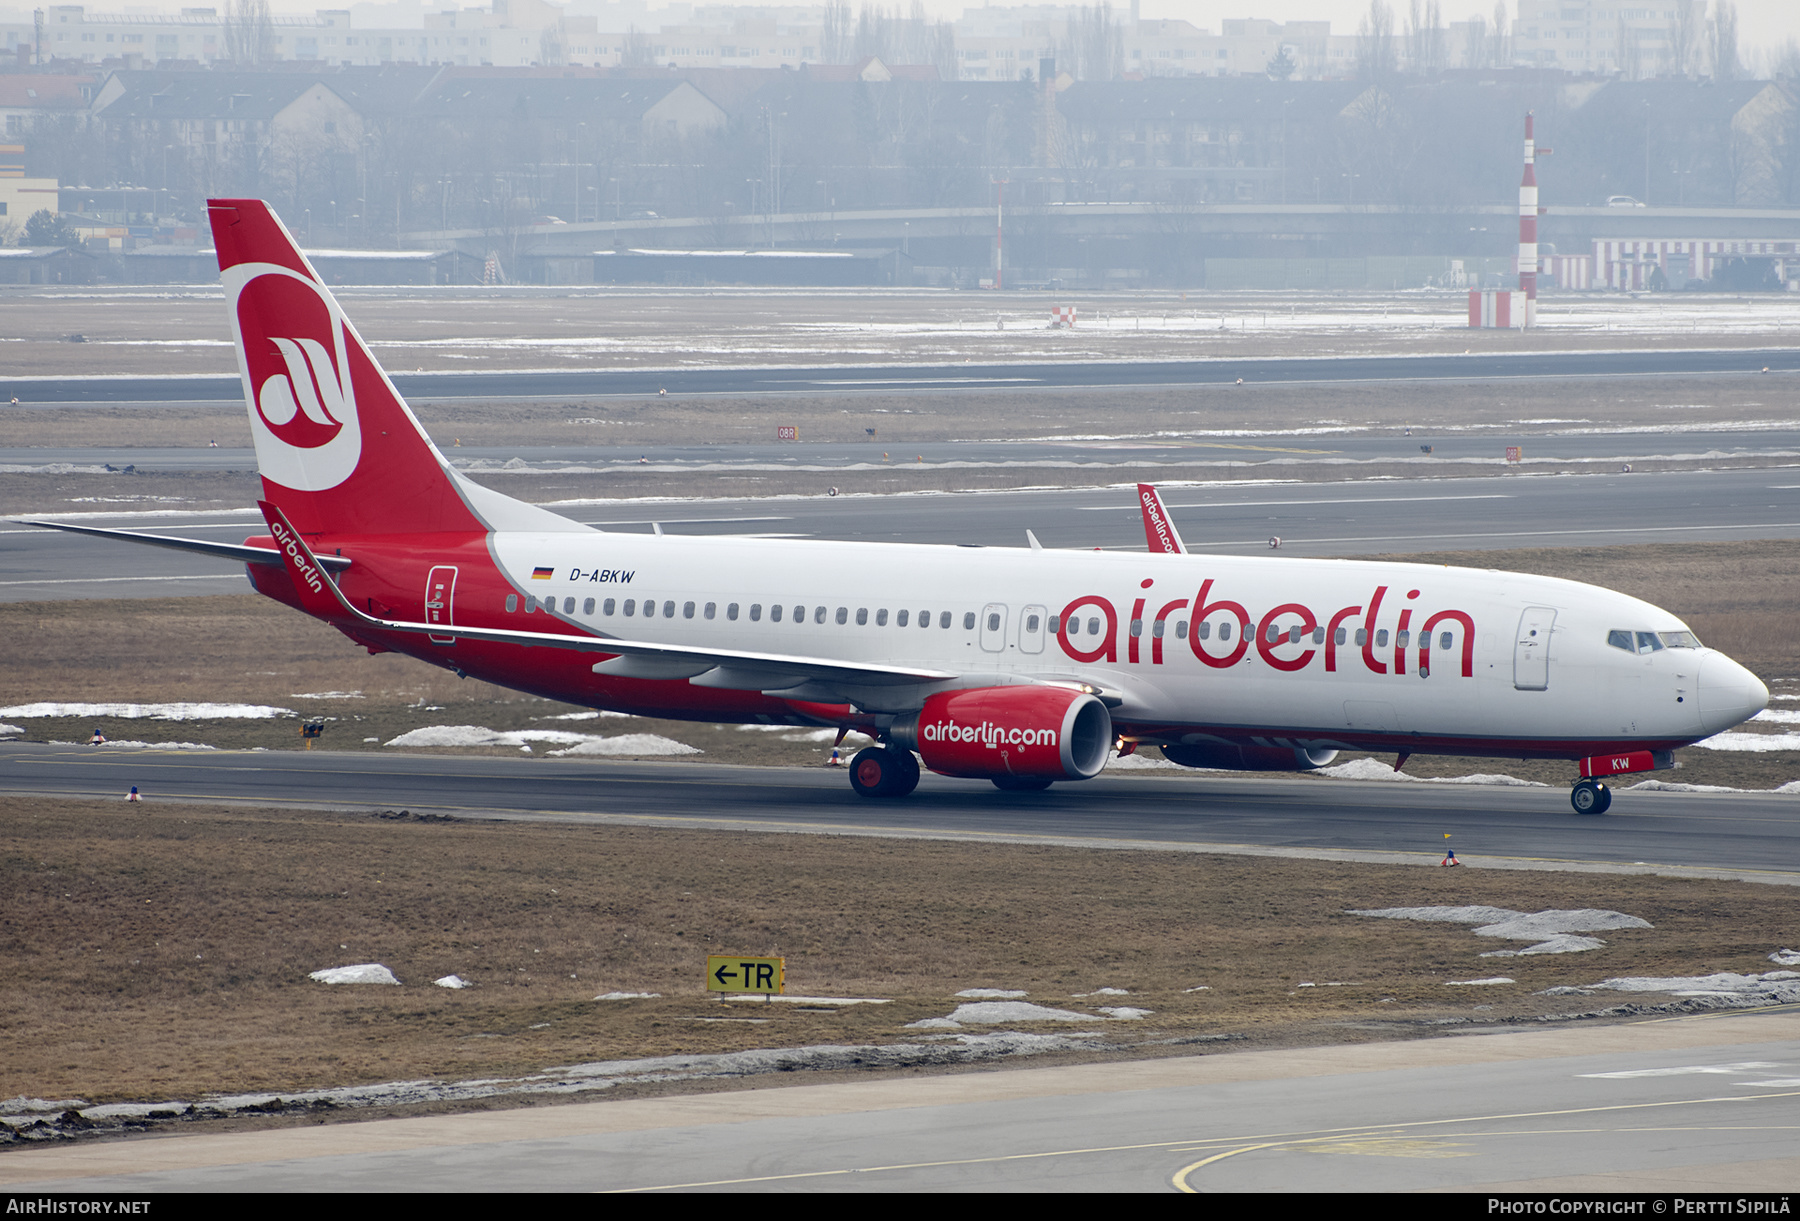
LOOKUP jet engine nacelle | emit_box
[1160,742,1339,772]
[890,687,1113,781]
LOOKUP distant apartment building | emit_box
[1512,1,1682,77]
[0,141,60,229]
[9,2,1372,79]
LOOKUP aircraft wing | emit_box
[255,502,959,701]
[15,519,353,572]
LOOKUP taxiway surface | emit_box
[4,1012,1796,1192]
[5,346,1800,404]
[8,468,1800,600]
[2,741,1793,883]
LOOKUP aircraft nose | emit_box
[1697,653,1770,735]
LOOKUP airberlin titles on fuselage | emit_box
[531,562,1474,680]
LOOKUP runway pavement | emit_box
[5,346,1800,403]
[7,467,1800,600]
[4,1011,1796,1191]
[3,741,1794,883]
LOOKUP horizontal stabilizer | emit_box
[15,519,351,571]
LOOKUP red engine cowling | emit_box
[1160,742,1338,772]
[891,687,1113,782]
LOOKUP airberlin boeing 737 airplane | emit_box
[26,200,1770,814]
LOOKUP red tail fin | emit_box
[211,199,581,539]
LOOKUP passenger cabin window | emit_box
[770,604,783,622]
[812,605,825,624]
[603,598,615,615]
[583,598,595,615]
[835,607,848,625]
[855,608,867,625]
[623,599,635,616]
[749,603,762,621]
[525,595,537,613]
[963,612,976,630]
[505,594,518,612]
[896,609,909,627]
[684,601,696,619]
[726,603,738,620]
[1025,613,1040,633]
[874,609,886,626]
[643,599,655,618]
[664,601,676,618]
[564,597,575,614]
[704,603,716,620]
[941,611,954,629]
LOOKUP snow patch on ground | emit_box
[594,991,660,1001]
[1769,949,1800,966]
[290,691,363,700]
[0,701,293,720]
[89,740,218,751]
[537,710,635,720]
[0,724,22,737]
[1693,731,1800,752]
[433,975,471,989]
[955,988,1026,999]
[1447,978,1515,986]
[1349,906,1650,957]
[1105,751,1184,770]
[1097,1007,1153,1019]
[1316,757,1549,786]
[942,1001,1095,1024]
[1577,971,1800,1007]
[384,725,699,756]
[309,964,401,986]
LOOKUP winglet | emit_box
[259,499,353,620]
[1136,483,1186,554]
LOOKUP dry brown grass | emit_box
[1,795,1793,1107]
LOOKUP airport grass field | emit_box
[2,794,1795,1122]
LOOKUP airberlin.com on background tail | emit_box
[209,199,478,539]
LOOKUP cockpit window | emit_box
[1607,630,1633,652]
[1635,631,1664,654]
[1659,631,1701,649]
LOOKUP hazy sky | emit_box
[232,0,1800,54]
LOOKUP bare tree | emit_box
[621,25,652,67]
[1057,5,1123,82]
[1775,38,1800,81]
[1490,2,1510,67]
[821,0,853,63]
[1357,1,1398,82]
[1672,0,1702,78]
[538,25,568,67]
[221,0,273,67]
[1461,14,1489,70]
[1710,0,1739,81]
[1406,0,1444,76]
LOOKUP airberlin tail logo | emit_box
[231,265,362,492]
[257,336,348,447]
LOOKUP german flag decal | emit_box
[531,566,555,580]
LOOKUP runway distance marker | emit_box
[708,955,785,995]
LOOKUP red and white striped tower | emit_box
[1519,112,1538,327]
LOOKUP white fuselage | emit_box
[486,531,1764,757]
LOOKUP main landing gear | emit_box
[1570,779,1612,815]
[849,745,920,798]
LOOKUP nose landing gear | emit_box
[1571,779,1612,815]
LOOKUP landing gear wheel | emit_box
[850,746,919,798]
[1571,779,1612,815]
[991,776,1054,792]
